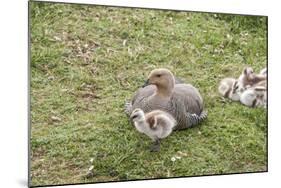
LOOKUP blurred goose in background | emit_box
[218,77,240,101]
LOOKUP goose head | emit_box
[144,68,175,96]
[130,108,145,122]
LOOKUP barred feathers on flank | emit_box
[187,111,208,128]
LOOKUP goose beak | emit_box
[142,79,151,88]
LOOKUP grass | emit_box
[30,1,267,187]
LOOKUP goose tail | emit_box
[187,110,208,128]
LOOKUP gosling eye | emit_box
[156,74,161,77]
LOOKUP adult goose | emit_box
[125,68,207,130]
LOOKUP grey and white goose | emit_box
[125,68,207,130]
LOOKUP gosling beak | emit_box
[130,114,138,120]
[142,79,150,88]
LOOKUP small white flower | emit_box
[88,165,94,171]
[53,36,61,41]
[51,116,61,122]
[90,158,94,163]
[171,157,176,162]
[122,40,127,46]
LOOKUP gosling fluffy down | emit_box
[238,67,267,108]
[218,77,240,101]
[130,108,176,151]
[240,86,266,108]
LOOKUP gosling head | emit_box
[238,67,255,88]
[243,67,254,77]
[241,67,254,80]
[130,108,145,122]
[241,67,266,87]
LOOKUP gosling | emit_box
[240,86,266,108]
[130,108,176,152]
[218,77,241,101]
[238,67,266,89]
